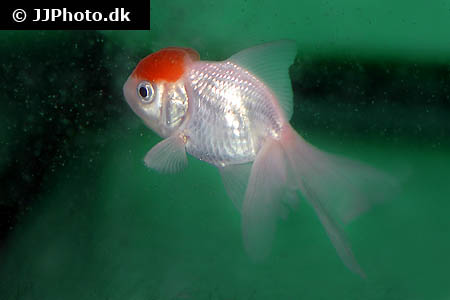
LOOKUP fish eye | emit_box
[137,81,154,103]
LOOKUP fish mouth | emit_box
[122,75,139,105]
[123,75,149,125]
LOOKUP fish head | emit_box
[123,47,199,137]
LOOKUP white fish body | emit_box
[123,40,394,277]
[185,60,284,166]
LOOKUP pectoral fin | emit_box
[144,134,187,173]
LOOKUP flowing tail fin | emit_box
[242,125,396,277]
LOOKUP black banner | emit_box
[0,1,150,30]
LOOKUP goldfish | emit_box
[123,40,393,277]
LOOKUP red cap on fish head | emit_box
[133,47,200,82]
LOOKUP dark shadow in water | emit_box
[0,31,127,245]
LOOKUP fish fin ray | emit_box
[281,126,397,276]
[228,40,297,120]
[219,162,253,211]
[302,183,366,277]
[144,134,187,173]
[283,129,398,224]
[242,139,288,261]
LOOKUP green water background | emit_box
[1,0,450,299]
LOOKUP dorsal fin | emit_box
[228,40,297,120]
